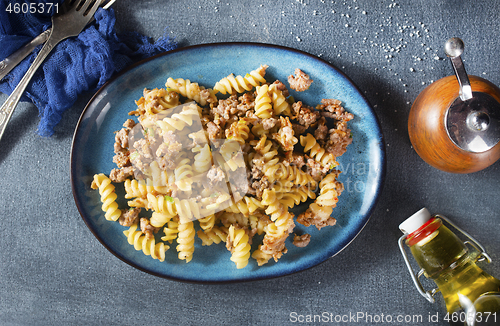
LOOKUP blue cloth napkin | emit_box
[0,0,177,137]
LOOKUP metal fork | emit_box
[0,0,102,141]
[0,0,116,81]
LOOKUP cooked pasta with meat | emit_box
[91,65,353,268]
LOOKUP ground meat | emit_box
[123,119,136,129]
[161,130,180,145]
[293,234,311,247]
[157,152,177,170]
[245,110,260,123]
[262,117,278,130]
[207,166,225,183]
[288,68,313,92]
[133,138,153,160]
[140,217,160,239]
[246,163,265,197]
[291,123,307,135]
[292,101,320,127]
[119,207,140,227]
[241,143,252,155]
[113,119,137,153]
[272,116,297,152]
[155,138,182,170]
[324,121,353,157]
[113,150,130,168]
[314,117,329,141]
[200,89,217,105]
[297,203,336,230]
[109,166,134,183]
[213,98,234,120]
[250,161,264,179]
[305,157,330,182]
[317,99,354,122]
[251,178,271,199]
[237,93,255,112]
[284,152,306,169]
[272,80,289,97]
[114,128,129,153]
[206,121,222,142]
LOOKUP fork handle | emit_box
[0,29,51,81]
[0,33,63,140]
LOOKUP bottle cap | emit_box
[399,208,432,235]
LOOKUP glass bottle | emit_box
[399,208,500,325]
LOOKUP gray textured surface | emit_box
[1,0,500,325]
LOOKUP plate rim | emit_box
[70,41,386,283]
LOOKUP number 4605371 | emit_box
[5,2,58,14]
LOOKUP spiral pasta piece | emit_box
[193,144,212,174]
[251,249,273,266]
[123,224,169,262]
[315,173,341,207]
[127,196,148,208]
[174,155,194,191]
[249,214,271,236]
[269,83,291,116]
[253,135,278,162]
[149,161,169,194]
[265,163,315,187]
[214,65,268,94]
[124,179,149,199]
[252,188,296,265]
[198,213,216,231]
[217,140,245,172]
[226,119,250,145]
[227,199,250,217]
[131,88,180,117]
[219,211,248,229]
[166,78,216,106]
[244,196,264,214]
[156,103,201,133]
[253,208,295,265]
[141,88,181,112]
[177,221,195,262]
[92,173,121,221]
[175,198,202,223]
[161,217,179,243]
[250,123,269,137]
[227,226,251,269]
[197,226,228,246]
[300,133,337,167]
[278,186,316,208]
[254,85,274,119]
[146,193,177,216]
[261,189,287,222]
[150,212,172,228]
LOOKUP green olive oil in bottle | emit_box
[399,208,500,325]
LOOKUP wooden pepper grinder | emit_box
[408,37,500,173]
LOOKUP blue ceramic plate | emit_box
[71,43,385,282]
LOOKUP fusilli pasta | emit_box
[227,226,251,269]
[300,133,337,167]
[123,224,169,262]
[213,65,268,94]
[91,174,121,221]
